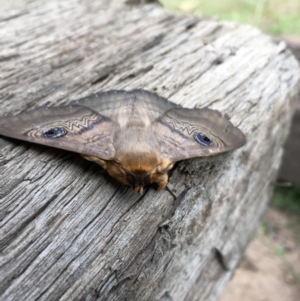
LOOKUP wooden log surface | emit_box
[0,1,299,301]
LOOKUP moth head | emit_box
[104,152,161,193]
[125,171,151,193]
[105,162,152,194]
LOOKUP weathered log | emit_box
[0,1,299,301]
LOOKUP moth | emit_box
[0,90,246,193]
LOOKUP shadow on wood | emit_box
[278,37,300,187]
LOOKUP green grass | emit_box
[161,0,300,35]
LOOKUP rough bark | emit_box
[0,1,299,301]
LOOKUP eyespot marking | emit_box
[194,133,213,146]
[43,128,67,138]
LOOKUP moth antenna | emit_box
[165,185,176,200]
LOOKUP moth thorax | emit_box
[126,119,146,128]
[120,152,159,173]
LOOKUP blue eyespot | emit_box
[43,128,67,138]
[194,133,213,146]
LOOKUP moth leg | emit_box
[81,154,107,169]
[133,186,144,194]
[152,173,169,191]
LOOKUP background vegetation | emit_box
[161,0,300,35]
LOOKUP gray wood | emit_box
[0,1,299,301]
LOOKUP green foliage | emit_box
[272,186,300,216]
[161,0,300,35]
[275,244,286,256]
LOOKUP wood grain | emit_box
[0,1,299,301]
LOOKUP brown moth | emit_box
[0,90,245,193]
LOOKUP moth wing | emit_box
[71,89,178,124]
[153,108,246,162]
[0,90,177,159]
[0,105,116,159]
